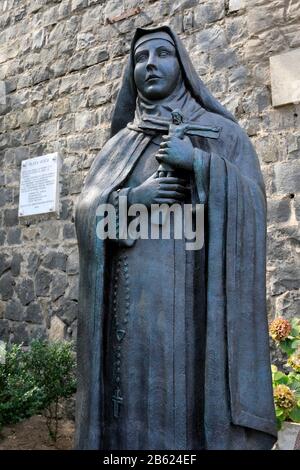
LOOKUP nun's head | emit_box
[133,31,182,101]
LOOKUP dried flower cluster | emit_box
[287,351,300,373]
[269,317,292,341]
[274,384,296,411]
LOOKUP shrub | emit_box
[0,340,76,441]
[0,343,45,428]
[28,340,77,440]
[270,317,300,429]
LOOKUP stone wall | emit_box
[0,0,299,344]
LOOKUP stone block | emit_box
[267,198,291,224]
[85,48,109,67]
[57,117,74,136]
[183,11,193,31]
[88,84,112,107]
[70,175,84,194]
[275,290,300,319]
[28,0,45,14]
[71,0,88,11]
[42,251,67,271]
[228,0,245,12]
[228,65,249,90]
[51,272,68,301]
[32,29,45,51]
[0,41,19,64]
[196,26,228,52]
[56,299,78,326]
[25,302,43,324]
[4,208,18,227]
[37,105,52,124]
[75,111,96,131]
[7,227,21,245]
[0,230,6,245]
[0,300,4,319]
[287,135,299,155]
[5,298,23,321]
[76,32,96,50]
[10,323,29,345]
[19,107,38,127]
[170,0,198,14]
[0,253,10,276]
[295,196,300,221]
[247,5,284,36]
[63,223,76,239]
[210,49,237,70]
[35,269,52,297]
[254,137,279,163]
[12,146,30,167]
[60,199,73,220]
[27,252,40,275]
[49,314,66,341]
[11,253,22,277]
[274,161,300,194]
[0,272,15,301]
[66,249,79,275]
[82,4,104,31]
[0,319,9,342]
[270,263,300,296]
[270,48,300,107]
[66,275,79,301]
[16,279,35,306]
[0,81,7,105]
[0,188,13,206]
[194,0,225,26]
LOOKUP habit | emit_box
[96,196,204,251]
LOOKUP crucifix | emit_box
[112,388,123,418]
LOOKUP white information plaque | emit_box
[18,153,61,218]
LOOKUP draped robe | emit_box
[75,26,277,450]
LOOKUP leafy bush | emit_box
[28,340,77,440]
[0,343,45,428]
[0,340,76,441]
[269,317,300,429]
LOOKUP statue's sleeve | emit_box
[196,126,277,445]
[192,127,265,204]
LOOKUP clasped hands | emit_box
[129,136,194,207]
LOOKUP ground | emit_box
[0,415,75,450]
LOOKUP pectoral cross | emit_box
[112,388,123,418]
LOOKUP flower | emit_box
[274,384,296,411]
[269,317,292,341]
[287,350,300,373]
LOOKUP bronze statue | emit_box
[75,26,277,450]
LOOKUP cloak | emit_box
[75,26,277,449]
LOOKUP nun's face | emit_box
[134,38,181,100]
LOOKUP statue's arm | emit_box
[192,125,265,204]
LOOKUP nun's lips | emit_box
[145,74,162,82]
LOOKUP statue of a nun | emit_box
[75,26,277,450]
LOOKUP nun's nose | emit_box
[146,52,158,70]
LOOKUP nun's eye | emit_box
[158,49,170,57]
[135,53,148,63]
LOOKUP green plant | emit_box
[28,340,77,441]
[270,317,300,429]
[0,340,76,441]
[0,344,45,431]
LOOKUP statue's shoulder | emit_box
[200,110,242,136]
[201,110,252,148]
